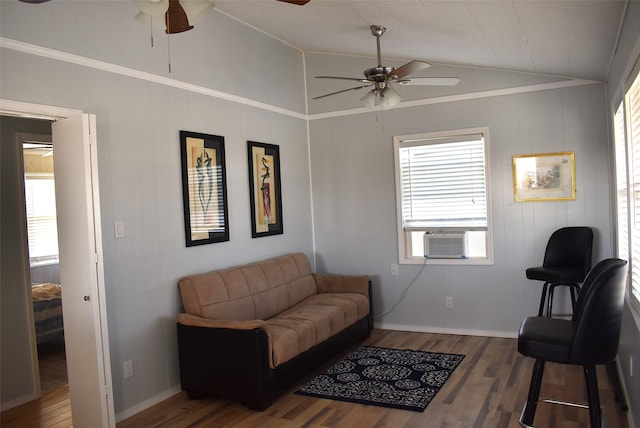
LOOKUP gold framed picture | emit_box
[513,152,576,202]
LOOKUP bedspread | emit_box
[32,283,64,345]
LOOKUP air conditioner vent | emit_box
[424,231,469,259]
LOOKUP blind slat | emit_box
[615,69,640,304]
[399,137,488,229]
[24,176,59,260]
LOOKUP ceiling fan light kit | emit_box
[135,0,213,35]
[315,24,460,109]
[360,84,401,108]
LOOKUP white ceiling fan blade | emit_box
[136,0,169,18]
[400,77,461,86]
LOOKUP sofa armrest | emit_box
[312,273,370,297]
[177,313,267,330]
[176,322,274,410]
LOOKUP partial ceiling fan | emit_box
[315,25,460,108]
[18,0,310,34]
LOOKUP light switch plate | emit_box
[114,221,125,238]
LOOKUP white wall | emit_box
[308,83,611,336]
[0,1,311,417]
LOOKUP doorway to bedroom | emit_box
[21,133,69,394]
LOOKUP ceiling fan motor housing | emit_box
[364,66,395,82]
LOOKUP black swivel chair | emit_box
[517,258,627,428]
[526,226,593,317]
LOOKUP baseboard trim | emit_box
[0,392,39,412]
[374,323,518,339]
[115,385,182,423]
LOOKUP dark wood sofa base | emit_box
[177,308,373,411]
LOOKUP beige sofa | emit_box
[176,252,373,410]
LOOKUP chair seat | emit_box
[518,316,574,363]
[525,266,585,284]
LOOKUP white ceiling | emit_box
[213,0,628,81]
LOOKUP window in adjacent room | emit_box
[613,65,640,314]
[23,143,58,266]
[393,127,492,265]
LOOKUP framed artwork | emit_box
[247,141,283,238]
[513,151,576,202]
[180,130,229,246]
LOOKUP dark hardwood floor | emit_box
[37,339,68,393]
[1,330,631,427]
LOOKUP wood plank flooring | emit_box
[2,329,630,427]
[37,339,68,393]
[0,385,72,428]
[116,329,630,428]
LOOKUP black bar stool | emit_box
[526,227,593,317]
[517,258,627,427]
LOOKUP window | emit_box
[613,67,640,312]
[25,174,58,265]
[394,127,492,264]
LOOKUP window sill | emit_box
[30,258,59,267]
[400,257,494,266]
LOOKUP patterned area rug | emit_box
[295,346,464,412]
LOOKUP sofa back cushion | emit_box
[178,253,317,321]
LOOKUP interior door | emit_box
[52,114,115,427]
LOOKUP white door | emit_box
[52,114,115,427]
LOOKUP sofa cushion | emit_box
[178,253,317,321]
[264,292,370,367]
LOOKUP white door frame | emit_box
[0,98,115,426]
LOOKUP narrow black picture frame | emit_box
[180,130,229,246]
[247,141,283,238]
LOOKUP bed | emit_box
[32,283,64,345]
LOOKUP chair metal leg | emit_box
[546,284,556,317]
[569,284,580,312]
[584,365,602,428]
[606,360,629,411]
[538,282,550,316]
[520,359,545,427]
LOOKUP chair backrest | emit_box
[570,258,627,364]
[543,227,594,276]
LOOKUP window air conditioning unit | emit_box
[424,231,469,259]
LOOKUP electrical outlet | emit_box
[445,296,453,308]
[390,264,399,276]
[124,360,133,379]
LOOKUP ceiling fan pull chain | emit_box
[167,33,172,74]
[150,16,154,48]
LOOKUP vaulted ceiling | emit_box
[215,0,628,81]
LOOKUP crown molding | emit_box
[0,37,307,121]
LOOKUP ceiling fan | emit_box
[314,25,460,107]
[133,0,310,34]
[19,0,310,34]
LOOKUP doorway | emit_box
[21,135,69,394]
[0,101,115,427]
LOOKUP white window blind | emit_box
[398,135,487,230]
[628,70,640,302]
[24,175,59,262]
[614,103,629,263]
